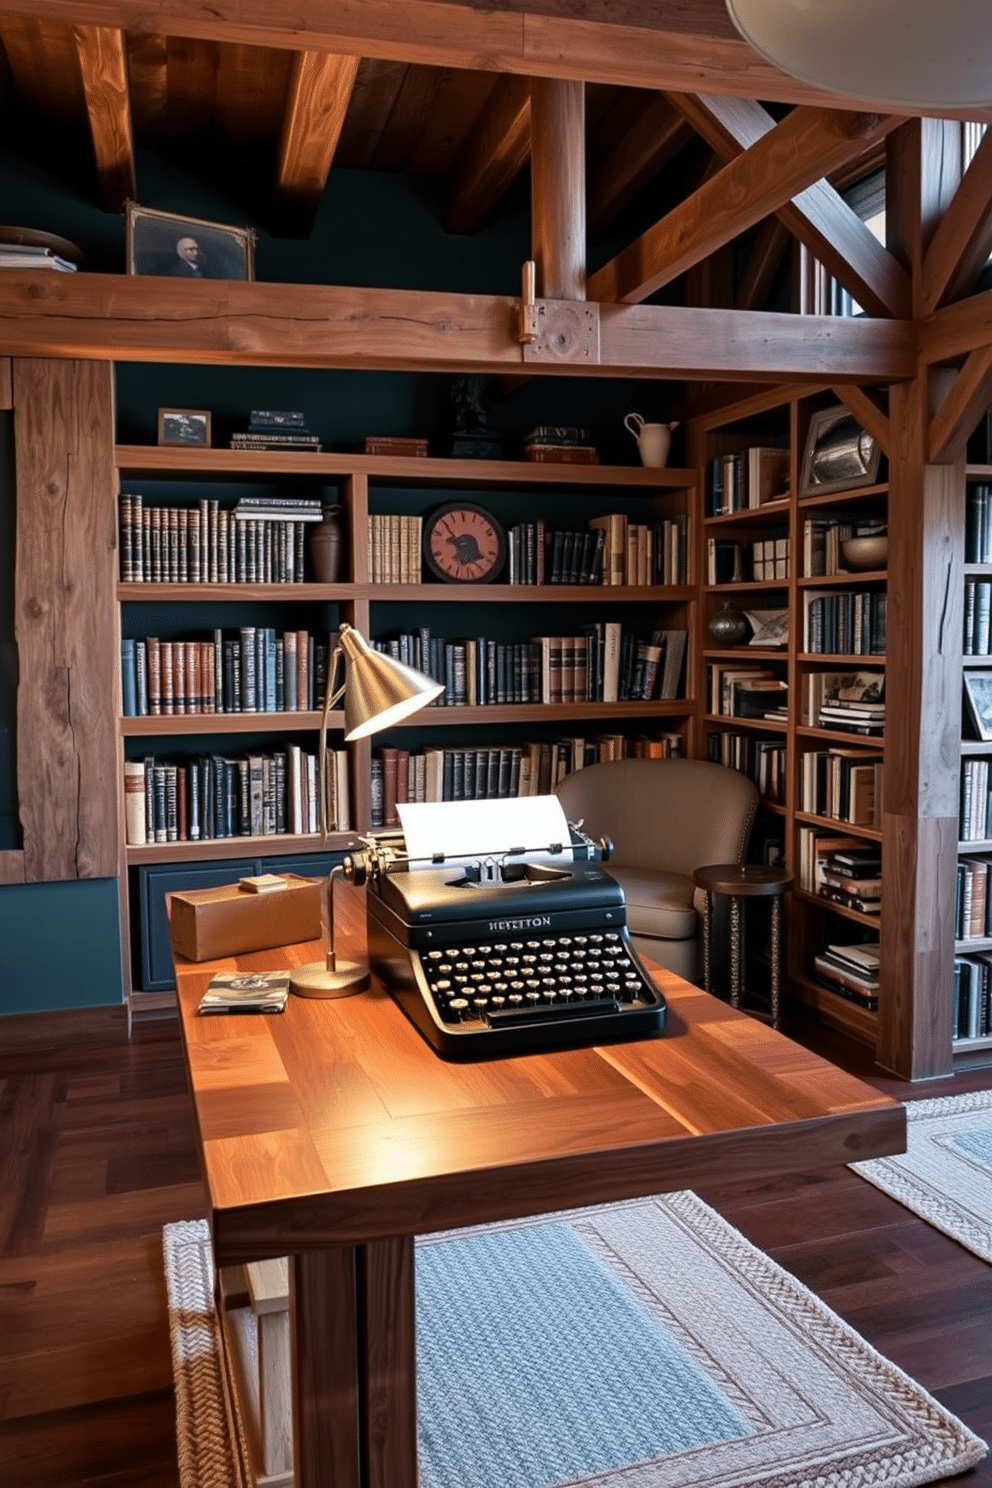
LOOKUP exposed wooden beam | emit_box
[831,384,890,457]
[72,24,135,209]
[589,107,900,306]
[888,118,963,316]
[274,51,360,234]
[445,74,531,234]
[588,94,693,234]
[531,78,585,300]
[928,345,992,464]
[734,217,790,312]
[10,0,992,116]
[0,357,11,409]
[0,273,914,382]
[669,94,910,319]
[921,128,992,314]
[922,286,992,365]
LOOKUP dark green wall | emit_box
[0,141,685,1019]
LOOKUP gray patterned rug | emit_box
[851,1089,992,1262]
[164,1191,986,1488]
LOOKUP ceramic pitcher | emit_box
[624,413,678,467]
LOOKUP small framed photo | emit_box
[158,408,211,448]
[964,671,992,742]
[800,405,881,498]
[125,202,256,280]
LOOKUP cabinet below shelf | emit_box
[790,972,878,1042]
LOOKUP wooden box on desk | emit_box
[169,874,322,962]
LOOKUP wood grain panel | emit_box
[0,274,915,381]
[0,848,25,883]
[921,127,992,313]
[589,107,900,305]
[274,50,360,229]
[13,358,118,882]
[445,73,531,234]
[73,24,135,209]
[0,357,12,409]
[291,1247,361,1488]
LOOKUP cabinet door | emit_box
[138,858,261,990]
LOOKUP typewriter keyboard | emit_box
[421,931,655,1026]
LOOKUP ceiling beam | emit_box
[669,94,910,318]
[588,95,694,234]
[531,78,585,300]
[928,345,992,463]
[273,51,360,234]
[831,384,890,456]
[920,128,992,315]
[73,24,135,209]
[445,74,531,234]
[922,286,992,365]
[9,0,992,117]
[0,273,913,381]
[589,107,900,306]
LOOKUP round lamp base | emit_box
[289,960,371,999]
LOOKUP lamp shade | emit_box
[337,624,444,740]
[725,0,992,109]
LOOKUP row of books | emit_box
[369,731,684,826]
[812,940,880,1011]
[951,956,992,1040]
[120,630,330,717]
[368,514,423,584]
[706,731,785,802]
[707,663,788,721]
[802,669,885,734]
[706,534,789,585]
[963,579,992,655]
[799,748,882,828]
[960,757,992,843]
[122,747,350,846]
[955,855,992,941]
[802,589,887,656]
[798,828,882,915]
[802,515,886,577]
[965,483,992,564]
[708,447,789,516]
[509,521,688,587]
[375,625,687,706]
[119,495,309,585]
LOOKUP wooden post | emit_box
[530,78,586,301]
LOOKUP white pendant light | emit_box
[726,0,992,109]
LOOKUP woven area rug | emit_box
[851,1089,992,1263]
[164,1192,986,1488]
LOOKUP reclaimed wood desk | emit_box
[171,889,905,1488]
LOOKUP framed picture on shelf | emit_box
[964,671,992,741]
[158,408,211,448]
[799,406,881,497]
[125,202,256,280]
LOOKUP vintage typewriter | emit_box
[345,796,667,1058]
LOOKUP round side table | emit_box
[692,863,794,1028]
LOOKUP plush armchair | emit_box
[556,758,759,981]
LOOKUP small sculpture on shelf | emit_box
[309,505,344,583]
[708,601,750,646]
[446,374,504,460]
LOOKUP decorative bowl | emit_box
[841,535,888,570]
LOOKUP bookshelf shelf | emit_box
[121,711,330,736]
[124,831,355,866]
[796,570,886,588]
[798,482,888,510]
[794,810,882,841]
[703,713,788,733]
[793,886,881,929]
[790,971,879,1040]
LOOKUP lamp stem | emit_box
[325,863,343,972]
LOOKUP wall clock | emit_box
[423,502,507,583]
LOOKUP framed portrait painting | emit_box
[799,405,882,498]
[125,203,256,281]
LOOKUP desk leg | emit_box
[701,891,712,994]
[360,1235,418,1488]
[729,895,743,1009]
[291,1248,362,1488]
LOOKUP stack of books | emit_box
[817,844,882,915]
[363,435,429,457]
[812,941,880,1010]
[230,410,322,453]
[523,425,599,464]
[0,243,77,272]
[233,494,323,524]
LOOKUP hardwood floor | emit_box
[1,1013,989,1488]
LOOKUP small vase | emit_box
[309,505,344,583]
[708,601,749,646]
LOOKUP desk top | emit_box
[171,890,904,1268]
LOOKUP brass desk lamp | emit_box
[290,622,443,998]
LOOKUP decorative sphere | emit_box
[708,602,749,645]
